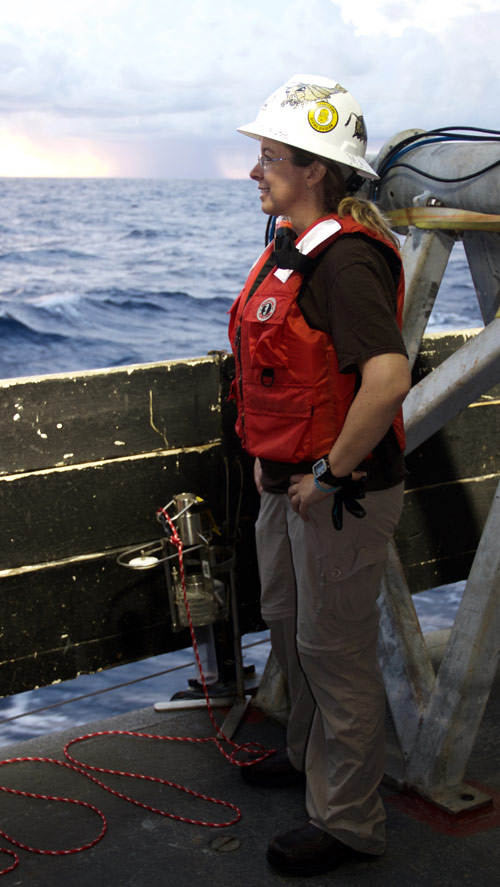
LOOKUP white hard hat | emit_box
[238,73,378,181]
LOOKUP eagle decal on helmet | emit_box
[282,82,347,108]
[345,112,367,144]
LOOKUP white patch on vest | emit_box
[257,297,277,321]
[273,217,342,283]
[274,267,293,283]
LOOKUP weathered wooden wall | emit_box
[1,333,498,696]
[0,355,260,696]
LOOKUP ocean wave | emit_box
[123,228,161,239]
[0,313,73,344]
[94,286,232,303]
[0,247,96,265]
[28,290,84,309]
[94,288,189,306]
[0,294,232,378]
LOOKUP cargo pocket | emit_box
[318,544,388,623]
[297,543,389,653]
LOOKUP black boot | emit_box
[240,749,305,788]
[267,821,376,875]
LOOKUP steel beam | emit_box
[463,231,500,324]
[403,317,500,454]
[404,479,500,811]
[400,228,455,368]
[378,542,435,758]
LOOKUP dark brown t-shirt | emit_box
[260,233,408,493]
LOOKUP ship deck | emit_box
[0,668,499,887]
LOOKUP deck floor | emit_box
[0,673,499,886]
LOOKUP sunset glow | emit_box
[0,130,112,178]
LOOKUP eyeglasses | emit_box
[257,154,289,169]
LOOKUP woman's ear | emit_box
[305,160,327,189]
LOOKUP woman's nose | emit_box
[250,160,263,181]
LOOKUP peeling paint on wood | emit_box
[0,358,223,476]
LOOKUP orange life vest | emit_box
[228,213,406,463]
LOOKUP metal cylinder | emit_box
[374,135,500,215]
[173,492,203,545]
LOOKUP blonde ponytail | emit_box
[337,196,400,250]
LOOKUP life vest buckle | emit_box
[261,368,275,387]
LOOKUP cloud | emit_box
[329,0,499,37]
[0,0,498,176]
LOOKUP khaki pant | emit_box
[255,483,404,854]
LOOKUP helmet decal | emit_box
[281,82,347,108]
[308,101,338,133]
[345,112,367,143]
[257,297,277,321]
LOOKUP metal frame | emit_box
[379,219,500,812]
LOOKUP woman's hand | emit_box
[288,470,367,521]
[288,473,327,521]
[254,457,264,495]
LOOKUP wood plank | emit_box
[1,447,223,570]
[404,403,500,487]
[388,206,500,231]
[0,357,222,476]
[399,553,475,595]
[0,554,171,661]
[0,631,173,699]
[0,552,177,696]
[396,475,499,592]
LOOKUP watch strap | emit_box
[313,456,350,488]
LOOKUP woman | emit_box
[228,74,411,877]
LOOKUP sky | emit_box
[0,0,498,178]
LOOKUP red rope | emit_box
[0,507,275,877]
[0,851,18,877]
[0,756,108,855]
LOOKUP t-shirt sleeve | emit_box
[301,236,408,374]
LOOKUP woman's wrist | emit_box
[313,475,342,493]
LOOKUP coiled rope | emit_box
[0,509,274,877]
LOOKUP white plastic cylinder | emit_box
[193,624,218,685]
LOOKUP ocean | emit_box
[0,177,477,746]
[0,178,265,379]
[0,177,484,380]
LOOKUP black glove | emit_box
[331,476,367,531]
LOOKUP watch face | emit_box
[312,458,329,479]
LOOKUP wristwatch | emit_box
[311,457,349,489]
